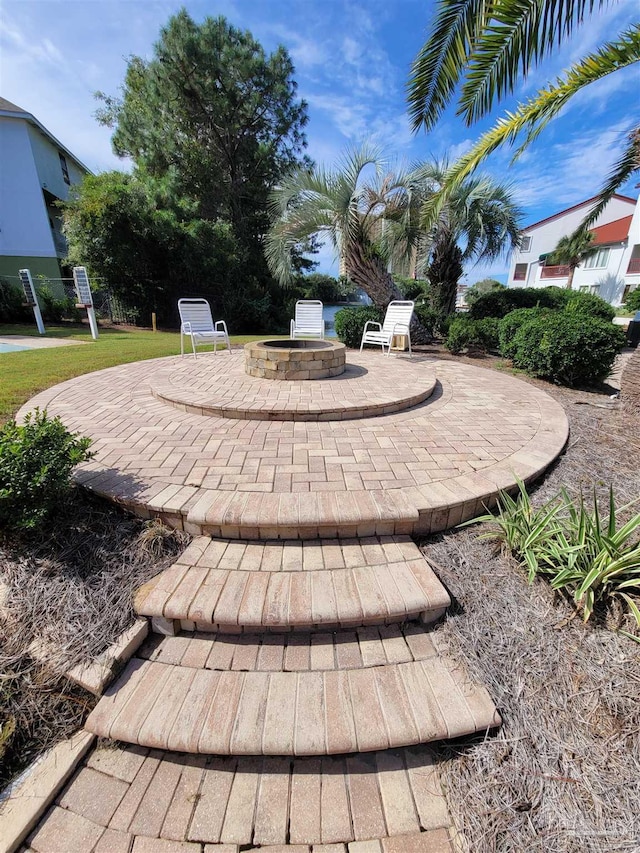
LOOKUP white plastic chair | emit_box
[360,300,414,356]
[290,300,325,339]
[178,298,230,358]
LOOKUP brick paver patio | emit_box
[18,352,569,538]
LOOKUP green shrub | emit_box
[446,316,500,354]
[0,410,93,532]
[624,287,640,312]
[334,305,384,348]
[469,286,571,319]
[36,285,74,323]
[498,307,552,359]
[414,303,436,339]
[511,312,625,386]
[0,279,31,323]
[565,291,615,322]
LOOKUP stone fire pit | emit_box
[244,339,346,380]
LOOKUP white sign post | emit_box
[18,269,45,335]
[73,267,99,340]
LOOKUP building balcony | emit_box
[540,264,570,279]
[626,257,640,275]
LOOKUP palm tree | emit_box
[548,231,595,289]
[413,160,522,319]
[266,147,522,334]
[265,145,428,334]
[408,2,640,231]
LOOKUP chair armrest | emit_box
[215,320,228,334]
[182,321,193,333]
[392,323,410,335]
[362,321,382,333]
[290,319,295,336]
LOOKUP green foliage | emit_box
[0,410,93,532]
[510,311,625,386]
[624,287,640,312]
[297,273,354,304]
[0,280,30,324]
[334,305,384,348]
[498,307,551,359]
[414,304,437,339]
[464,278,505,305]
[63,172,278,332]
[446,316,500,354]
[469,286,568,319]
[70,11,310,331]
[394,277,430,302]
[565,291,615,322]
[35,285,75,323]
[470,481,640,635]
[98,11,308,239]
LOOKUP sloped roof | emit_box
[0,96,27,113]
[590,215,633,245]
[525,194,637,231]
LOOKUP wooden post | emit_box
[152,312,157,333]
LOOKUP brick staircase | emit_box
[86,537,499,756]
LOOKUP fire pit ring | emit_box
[244,339,346,380]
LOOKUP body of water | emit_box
[323,300,370,337]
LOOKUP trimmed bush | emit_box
[334,305,384,348]
[446,316,500,354]
[498,307,552,359]
[469,286,570,319]
[624,287,640,312]
[511,312,625,386]
[565,291,615,322]
[0,409,93,532]
[0,279,31,324]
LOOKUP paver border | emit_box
[0,730,95,853]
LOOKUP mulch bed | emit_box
[0,492,188,788]
[419,349,640,852]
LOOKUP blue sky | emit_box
[2,0,638,281]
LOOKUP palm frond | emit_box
[421,26,640,231]
[407,0,488,131]
[459,0,608,124]
[577,126,640,232]
[408,0,609,130]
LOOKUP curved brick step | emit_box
[134,536,450,632]
[138,623,440,672]
[85,654,500,756]
[31,741,455,849]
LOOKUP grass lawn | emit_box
[0,324,279,423]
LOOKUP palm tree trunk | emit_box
[566,266,575,289]
[346,243,431,343]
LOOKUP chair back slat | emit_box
[294,300,323,333]
[178,299,214,332]
[382,301,414,334]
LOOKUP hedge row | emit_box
[445,291,625,386]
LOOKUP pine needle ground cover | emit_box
[424,378,640,853]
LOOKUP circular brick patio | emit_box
[19,351,569,538]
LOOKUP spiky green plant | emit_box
[467,482,640,635]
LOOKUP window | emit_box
[59,153,70,185]
[513,263,527,281]
[520,236,532,252]
[583,247,610,269]
[580,284,600,295]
